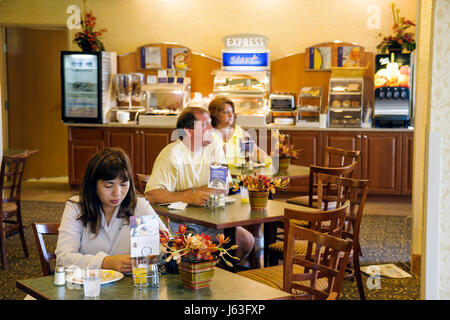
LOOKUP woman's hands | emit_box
[101,254,132,273]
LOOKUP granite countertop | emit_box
[64,121,414,132]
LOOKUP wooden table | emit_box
[2,149,39,158]
[16,268,290,300]
[154,194,317,269]
[229,164,309,180]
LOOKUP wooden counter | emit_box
[65,123,413,196]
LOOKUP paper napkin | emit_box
[168,202,188,210]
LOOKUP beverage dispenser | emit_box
[373,52,413,128]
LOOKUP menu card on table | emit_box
[208,164,228,190]
[130,215,160,258]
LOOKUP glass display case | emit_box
[328,77,363,127]
[212,70,269,115]
[296,87,323,127]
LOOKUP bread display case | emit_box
[296,87,323,127]
[327,77,363,127]
[212,70,269,116]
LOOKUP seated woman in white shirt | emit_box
[55,147,168,273]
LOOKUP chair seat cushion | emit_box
[269,240,355,260]
[2,202,18,213]
[237,264,328,295]
[268,240,309,254]
[286,196,337,210]
[286,195,311,206]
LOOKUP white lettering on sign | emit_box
[223,34,268,50]
[230,55,259,65]
[226,37,264,48]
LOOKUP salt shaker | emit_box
[218,194,225,208]
[208,194,216,208]
[54,264,65,286]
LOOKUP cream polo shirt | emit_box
[145,139,230,193]
[55,196,168,269]
[212,125,246,165]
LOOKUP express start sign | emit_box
[221,34,269,70]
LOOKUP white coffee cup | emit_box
[116,111,130,123]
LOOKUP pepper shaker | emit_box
[54,264,65,286]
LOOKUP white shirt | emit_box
[145,139,230,193]
[212,125,246,165]
[55,196,168,269]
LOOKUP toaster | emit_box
[269,93,295,110]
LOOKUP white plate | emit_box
[230,163,265,169]
[225,197,236,203]
[65,269,124,285]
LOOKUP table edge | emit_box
[16,279,50,300]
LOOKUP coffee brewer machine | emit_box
[109,73,146,122]
[373,52,414,128]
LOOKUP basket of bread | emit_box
[330,64,369,78]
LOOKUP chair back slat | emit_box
[1,156,28,205]
[283,223,353,300]
[324,146,360,168]
[316,173,369,246]
[32,223,60,276]
[135,173,150,195]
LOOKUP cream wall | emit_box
[413,0,434,277]
[428,0,450,300]
[0,0,416,58]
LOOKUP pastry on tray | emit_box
[351,100,360,107]
[342,100,351,107]
[332,100,341,107]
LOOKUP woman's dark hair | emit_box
[175,106,209,140]
[78,147,137,235]
[208,96,235,128]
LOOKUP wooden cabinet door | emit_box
[402,132,414,195]
[68,127,104,186]
[361,132,402,194]
[323,131,362,178]
[104,128,140,173]
[140,128,173,175]
[282,130,322,192]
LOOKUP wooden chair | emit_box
[135,173,150,195]
[270,173,369,299]
[281,224,353,300]
[316,173,369,299]
[31,223,60,276]
[0,151,37,269]
[286,146,360,208]
[323,146,360,168]
[238,201,351,300]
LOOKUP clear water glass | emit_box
[83,267,101,297]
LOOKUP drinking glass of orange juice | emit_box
[132,256,149,289]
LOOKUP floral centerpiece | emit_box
[376,3,416,53]
[160,224,239,289]
[233,174,289,210]
[276,133,301,159]
[73,10,107,52]
[160,224,239,267]
[272,132,302,172]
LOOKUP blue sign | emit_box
[222,52,269,68]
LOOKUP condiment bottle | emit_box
[54,264,65,286]
[218,194,226,208]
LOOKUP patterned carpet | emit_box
[0,201,419,300]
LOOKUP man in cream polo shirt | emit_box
[144,106,255,261]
